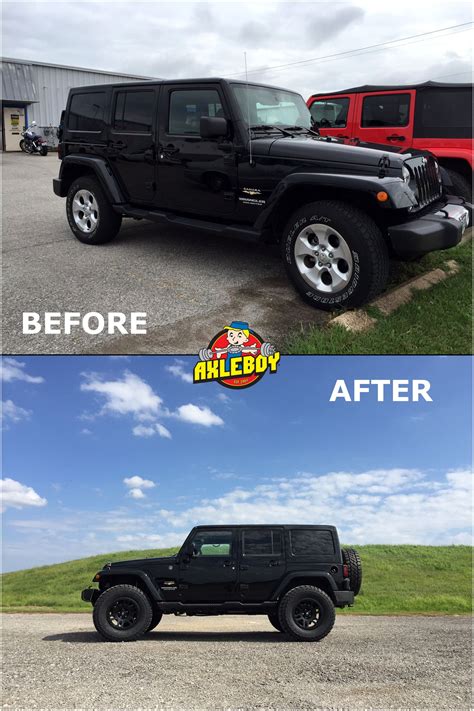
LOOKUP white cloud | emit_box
[166,360,193,384]
[132,423,172,439]
[174,403,224,427]
[1,478,47,511]
[123,476,156,490]
[1,358,44,384]
[81,428,92,435]
[129,488,146,500]
[2,400,31,425]
[81,371,162,420]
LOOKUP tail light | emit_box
[343,564,349,578]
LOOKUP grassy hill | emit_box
[1,545,471,615]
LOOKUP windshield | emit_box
[231,83,312,130]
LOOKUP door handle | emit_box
[239,564,249,571]
[159,144,180,159]
[387,134,405,142]
[269,560,281,567]
[337,134,349,139]
[222,560,234,568]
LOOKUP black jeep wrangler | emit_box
[54,78,471,309]
[82,525,361,642]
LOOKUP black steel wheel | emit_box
[92,584,152,642]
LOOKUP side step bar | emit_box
[114,204,263,242]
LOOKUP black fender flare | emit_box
[271,571,338,600]
[255,171,417,231]
[58,155,125,204]
[98,568,164,602]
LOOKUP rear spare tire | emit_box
[92,584,152,642]
[342,547,362,595]
[281,200,389,310]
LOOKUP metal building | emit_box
[1,57,157,151]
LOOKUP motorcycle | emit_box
[19,127,48,156]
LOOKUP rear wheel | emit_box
[92,584,152,642]
[278,585,336,641]
[268,613,284,632]
[281,200,389,310]
[342,547,362,595]
[445,169,471,202]
[66,176,122,245]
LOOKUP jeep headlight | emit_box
[402,165,411,184]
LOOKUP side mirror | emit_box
[200,116,228,139]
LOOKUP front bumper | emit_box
[334,590,354,607]
[388,197,472,259]
[81,587,100,605]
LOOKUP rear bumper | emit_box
[334,590,354,607]
[81,588,100,605]
[389,198,472,258]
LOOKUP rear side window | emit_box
[168,89,223,135]
[289,529,335,556]
[242,529,282,556]
[113,90,155,132]
[68,92,106,132]
[414,88,472,139]
[310,98,349,128]
[361,93,410,128]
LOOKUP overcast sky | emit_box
[2,1,472,97]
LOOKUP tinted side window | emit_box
[289,529,335,556]
[414,88,472,138]
[168,89,223,135]
[68,92,105,131]
[310,98,349,128]
[191,529,233,556]
[361,93,410,128]
[242,529,282,556]
[114,91,155,132]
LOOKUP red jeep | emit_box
[307,82,472,199]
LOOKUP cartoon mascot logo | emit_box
[194,320,280,389]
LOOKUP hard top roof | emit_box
[192,524,336,530]
[310,80,473,98]
[68,77,299,93]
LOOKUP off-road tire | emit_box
[342,547,362,595]
[92,584,153,642]
[66,176,122,245]
[268,613,284,632]
[277,585,336,642]
[281,200,389,310]
[445,169,472,202]
[146,607,163,633]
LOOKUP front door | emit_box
[178,528,238,602]
[238,527,285,602]
[308,95,356,142]
[354,90,415,149]
[3,106,25,151]
[107,87,159,204]
[157,84,237,216]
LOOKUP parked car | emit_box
[53,78,471,310]
[82,524,361,642]
[307,81,473,200]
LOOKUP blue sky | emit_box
[1,355,472,571]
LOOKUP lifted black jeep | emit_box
[82,525,361,642]
[54,78,471,309]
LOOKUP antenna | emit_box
[244,52,253,166]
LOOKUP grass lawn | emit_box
[1,545,471,615]
[286,238,472,355]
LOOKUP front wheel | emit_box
[146,607,163,633]
[19,139,26,152]
[278,585,336,641]
[66,176,122,245]
[40,145,48,156]
[445,169,471,202]
[281,200,389,310]
[92,584,153,642]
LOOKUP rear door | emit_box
[178,528,239,602]
[308,94,356,140]
[354,90,415,148]
[107,86,159,204]
[238,527,285,601]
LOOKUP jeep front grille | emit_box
[406,156,442,209]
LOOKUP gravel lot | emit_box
[2,153,327,354]
[2,613,471,710]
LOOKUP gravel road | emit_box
[2,153,327,354]
[2,613,471,710]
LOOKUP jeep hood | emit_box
[251,135,406,170]
[108,555,177,569]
